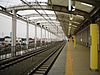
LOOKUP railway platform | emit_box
[0,0,100,75]
[48,40,100,75]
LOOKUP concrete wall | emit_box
[76,26,90,47]
[76,22,100,51]
[96,19,100,51]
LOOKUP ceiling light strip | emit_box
[81,2,93,7]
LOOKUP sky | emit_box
[0,13,12,37]
[0,13,58,40]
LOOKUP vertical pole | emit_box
[41,26,42,47]
[48,31,49,45]
[74,35,76,48]
[26,20,29,50]
[87,29,89,47]
[11,10,16,57]
[62,33,64,41]
[35,24,37,49]
[50,33,52,43]
[50,32,51,43]
[90,24,98,70]
[56,26,58,42]
[45,29,46,46]
[68,0,72,11]
[63,33,65,41]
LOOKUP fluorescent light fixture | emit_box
[69,23,72,26]
[73,6,75,9]
[76,15,84,18]
[69,26,71,29]
[81,38,82,41]
[72,8,75,11]
[73,21,80,24]
[69,29,70,31]
[72,6,75,11]
[72,25,77,27]
[70,17,73,20]
[81,2,93,7]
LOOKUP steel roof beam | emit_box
[6,4,89,18]
[22,14,56,17]
[32,18,57,22]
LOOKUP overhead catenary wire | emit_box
[20,0,59,37]
[20,0,54,28]
[49,0,63,34]
[35,0,62,35]
[35,0,58,29]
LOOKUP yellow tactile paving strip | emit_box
[65,40,73,75]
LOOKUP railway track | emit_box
[28,42,65,75]
[0,41,65,75]
[0,43,57,69]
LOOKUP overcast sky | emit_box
[0,0,66,41]
[0,13,57,39]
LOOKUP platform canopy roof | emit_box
[0,0,99,37]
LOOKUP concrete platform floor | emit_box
[48,41,100,75]
[48,43,67,75]
[72,44,100,75]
